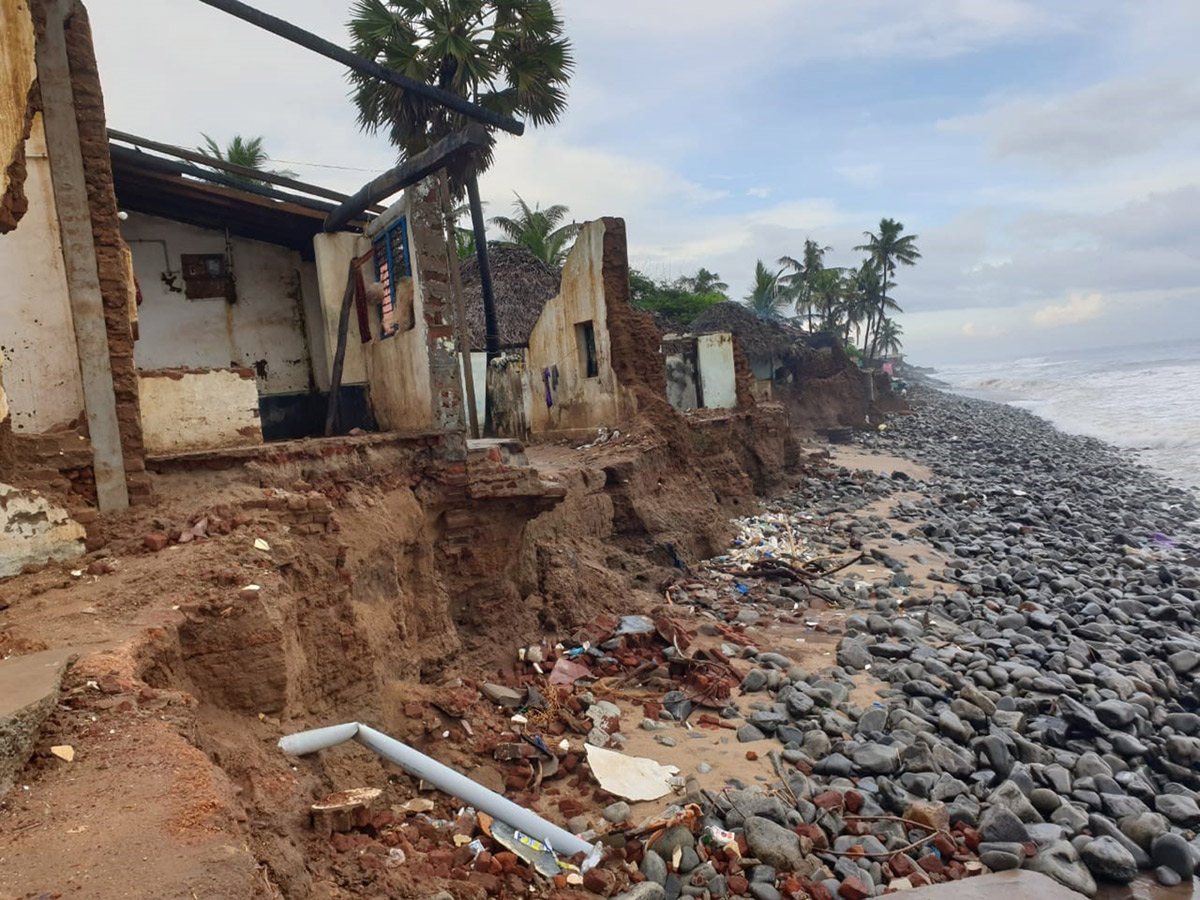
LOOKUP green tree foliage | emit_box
[875,317,904,357]
[778,238,830,330]
[196,134,296,185]
[490,194,580,265]
[629,270,725,322]
[348,0,574,191]
[679,267,729,297]
[855,218,920,360]
[744,260,783,318]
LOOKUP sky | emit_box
[86,0,1200,365]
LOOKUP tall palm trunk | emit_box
[865,258,890,362]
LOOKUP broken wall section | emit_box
[527,218,640,437]
[0,0,37,233]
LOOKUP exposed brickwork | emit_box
[728,337,756,409]
[62,1,149,503]
[599,217,666,400]
[407,178,466,460]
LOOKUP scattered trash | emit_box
[488,815,581,878]
[585,743,680,802]
[386,847,406,867]
[253,538,271,552]
[279,722,596,859]
[401,798,435,813]
[576,427,620,450]
[700,824,737,851]
[50,745,75,762]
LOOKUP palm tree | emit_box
[875,317,904,358]
[349,0,574,402]
[490,194,580,266]
[855,218,920,361]
[846,264,882,354]
[744,260,782,317]
[807,268,846,333]
[196,134,296,185]
[682,268,729,297]
[347,0,574,190]
[778,238,831,330]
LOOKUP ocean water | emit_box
[935,340,1200,493]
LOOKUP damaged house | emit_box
[458,217,649,440]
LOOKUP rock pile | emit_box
[607,387,1200,899]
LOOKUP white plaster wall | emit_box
[664,350,699,411]
[123,213,314,396]
[527,219,629,435]
[697,332,738,409]
[0,114,85,432]
[138,369,262,455]
[361,217,432,432]
[458,350,488,430]
[312,232,368,390]
[356,201,432,432]
[0,355,8,423]
[0,482,85,577]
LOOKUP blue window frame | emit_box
[371,215,412,339]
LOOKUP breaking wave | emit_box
[938,341,1200,492]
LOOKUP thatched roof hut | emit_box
[458,246,561,352]
[688,302,802,365]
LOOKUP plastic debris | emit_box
[489,817,581,877]
[280,723,596,859]
[585,743,680,802]
[253,538,271,552]
[51,745,75,762]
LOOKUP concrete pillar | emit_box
[34,0,128,511]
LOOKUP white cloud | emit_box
[747,187,771,199]
[940,74,1200,171]
[1032,293,1105,328]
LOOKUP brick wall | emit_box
[406,178,466,460]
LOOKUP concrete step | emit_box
[0,648,78,796]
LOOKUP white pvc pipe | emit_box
[278,722,595,859]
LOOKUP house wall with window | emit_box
[124,212,320,397]
[526,219,632,436]
[312,197,433,433]
[362,207,432,432]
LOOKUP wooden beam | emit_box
[323,126,489,232]
[193,0,524,137]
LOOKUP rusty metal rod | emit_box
[192,0,524,137]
